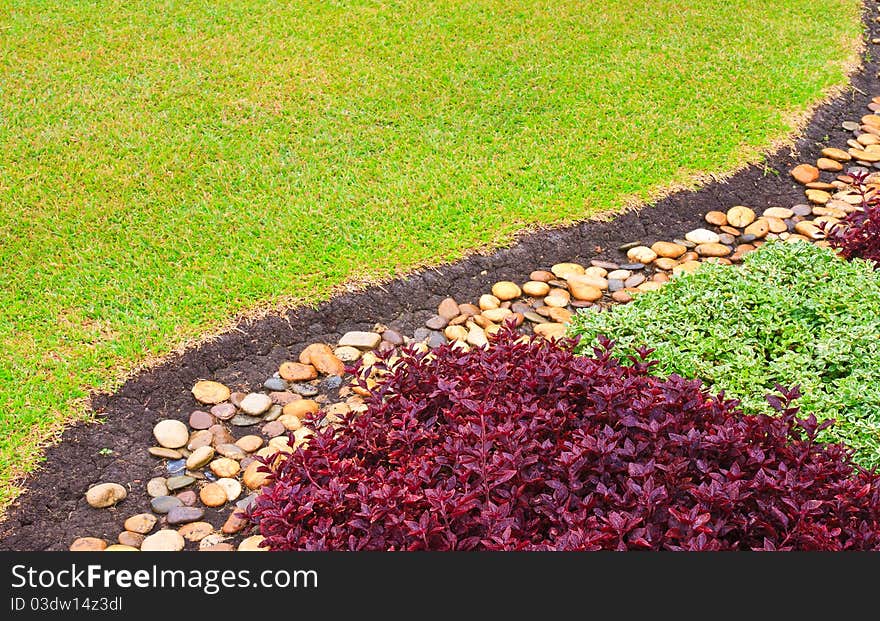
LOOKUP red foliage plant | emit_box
[825,169,880,267]
[245,324,880,550]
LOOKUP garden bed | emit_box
[2,11,879,552]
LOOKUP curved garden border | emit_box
[1,12,879,551]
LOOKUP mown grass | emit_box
[0,0,863,511]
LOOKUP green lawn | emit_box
[0,0,863,512]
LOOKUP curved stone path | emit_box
[1,10,879,551]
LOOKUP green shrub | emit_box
[569,241,880,467]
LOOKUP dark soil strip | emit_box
[2,14,879,551]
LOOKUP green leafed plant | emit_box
[569,241,880,467]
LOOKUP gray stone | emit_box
[166,459,186,475]
[166,475,195,491]
[231,414,263,427]
[624,274,645,288]
[320,375,343,391]
[166,506,205,525]
[290,383,319,397]
[425,315,448,330]
[618,241,642,251]
[427,332,448,348]
[263,404,283,421]
[619,263,646,271]
[608,279,624,292]
[150,495,183,514]
[843,121,860,131]
[263,377,288,392]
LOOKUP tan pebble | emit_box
[482,307,512,323]
[522,281,550,297]
[726,206,756,227]
[467,325,488,347]
[185,445,215,470]
[763,207,793,219]
[210,458,241,478]
[534,323,567,339]
[567,277,603,302]
[626,246,657,264]
[243,460,272,490]
[124,513,157,535]
[491,281,521,301]
[685,228,720,244]
[269,418,296,439]
[192,380,231,405]
[550,262,585,278]
[790,164,819,185]
[543,290,571,307]
[862,114,880,127]
[299,343,345,376]
[105,544,139,552]
[444,325,468,341]
[567,272,607,289]
[672,261,703,277]
[806,189,832,204]
[637,281,663,292]
[282,399,319,419]
[437,297,460,319]
[744,219,770,238]
[478,294,500,310]
[179,522,215,542]
[199,483,228,507]
[333,346,361,362]
[472,314,493,329]
[70,537,108,552]
[141,529,185,552]
[848,148,880,162]
[215,478,243,503]
[765,217,787,233]
[529,270,554,282]
[695,243,731,257]
[680,251,699,262]
[650,241,686,259]
[653,258,678,271]
[279,362,318,381]
[817,158,843,171]
[149,447,183,459]
[704,211,728,226]
[653,272,669,283]
[238,535,267,552]
[821,147,851,161]
[547,307,573,323]
[584,266,608,278]
[85,483,127,509]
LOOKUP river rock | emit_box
[726,206,756,227]
[685,228,720,244]
[491,281,521,301]
[70,537,108,552]
[124,513,157,534]
[185,446,215,470]
[179,522,215,542]
[191,381,230,405]
[790,164,819,184]
[238,535,267,552]
[153,419,189,449]
[650,241,686,259]
[141,529,185,552]
[85,483,127,509]
[626,246,657,264]
[199,483,228,507]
